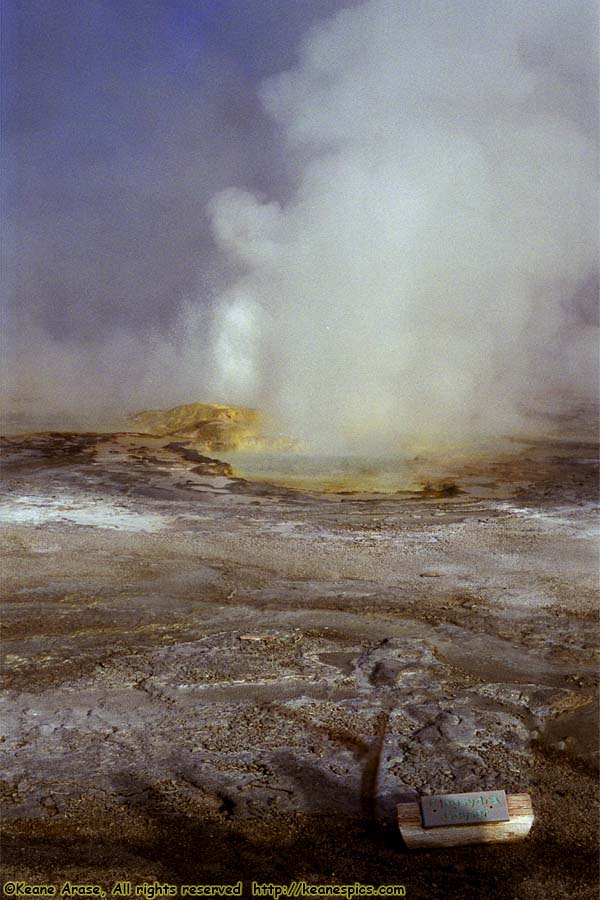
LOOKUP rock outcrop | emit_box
[129,402,264,452]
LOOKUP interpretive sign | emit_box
[420,790,510,828]
[398,793,532,848]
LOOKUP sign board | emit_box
[420,790,510,828]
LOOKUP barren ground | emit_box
[0,427,598,899]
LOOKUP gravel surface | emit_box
[0,429,598,898]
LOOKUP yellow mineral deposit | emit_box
[129,401,291,453]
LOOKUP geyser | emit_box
[209,0,598,453]
[3,0,597,446]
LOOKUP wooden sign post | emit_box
[398,791,533,849]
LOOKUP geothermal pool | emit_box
[227,451,419,493]
[226,441,536,497]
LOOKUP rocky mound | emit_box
[129,401,264,452]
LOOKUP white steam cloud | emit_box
[209,0,598,451]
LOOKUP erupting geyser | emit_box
[3,0,597,450]
[209,0,598,452]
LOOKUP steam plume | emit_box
[209,0,598,450]
[2,0,597,445]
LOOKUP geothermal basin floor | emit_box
[0,431,598,899]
